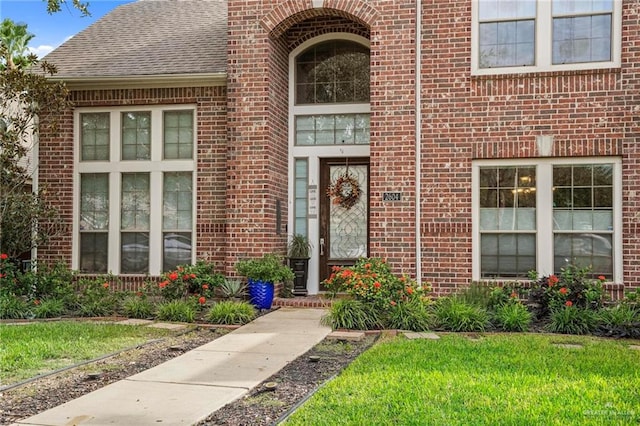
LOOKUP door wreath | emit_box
[327,172,361,209]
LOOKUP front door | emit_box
[319,158,369,288]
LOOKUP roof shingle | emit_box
[44,0,227,79]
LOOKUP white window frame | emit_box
[73,105,197,275]
[472,157,622,282]
[471,0,622,75]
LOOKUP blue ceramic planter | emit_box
[248,278,275,310]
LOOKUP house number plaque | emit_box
[383,192,402,202]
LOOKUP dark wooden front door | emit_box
[319,158,369,289]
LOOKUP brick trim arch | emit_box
[260,0,379,39]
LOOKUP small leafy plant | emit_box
[156,300,196,323]
[0,294,29,319]
[546,304,598,335]
[321,299,382,330]
[493,301,532,332]
[33,298,66,319]
[386,298,433,331]
[434,297,490,332]
[219,279,248,300]
[206,301,256,325]
[597,304,640,338]
[122,295,155,319]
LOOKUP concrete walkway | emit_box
[13,307,330,426]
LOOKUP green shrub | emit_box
[33,298,66,318]
[0,294,30,319]
[434,297,490,332]
[493,302,532,332]
[206,301,256,325]
[321,299,381,330]
[75,277,121,317]
[385,298,433,331]
[597,304,640,338]
[122,296,155,319]
[156,300,196,323]
[546,305,598,335]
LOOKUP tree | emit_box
[0,19,71,257]
[45,0,90,17]
[0,19,36,71]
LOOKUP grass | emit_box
[285,334,640,425]
[0,321,175,385]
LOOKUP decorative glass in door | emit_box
[329,164,368,259]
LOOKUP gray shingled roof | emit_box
[44,0,227,78]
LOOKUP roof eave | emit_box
[51,73,227,90]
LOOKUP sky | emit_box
[0,0,136,58]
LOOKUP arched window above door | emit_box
[295,40,370,105]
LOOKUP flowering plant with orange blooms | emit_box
[527,264,606,319]
[322,257,429,311]
[158,260,224,301]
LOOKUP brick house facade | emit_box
[38,0,639,297]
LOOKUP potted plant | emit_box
[287,234,311,296]
[236,253,294,309]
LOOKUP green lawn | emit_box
[285,334,640,425]
[0,321,175,386]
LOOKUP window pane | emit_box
[121,112,151,160]
[163,232,192,272]
[481,233,535,278]
[163,172,192,230]
[295,115,370,146]
[121,173,150,230]
[553,15,612,64]
[295,40,370,104]
[554,233,612,278]
[80,233,108,273]
[121,232,149,274]
[80,174,109,230]
[480,20,535,68]
[294,159,308,236]
[81,112,109,161]
[553,0,612,15]
[480,0,535,20]
[164,111,193,159]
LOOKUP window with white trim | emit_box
[76,106,195,275]
[474,158,620,280]
[472,0,621,75]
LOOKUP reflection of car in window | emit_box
[555,233,612,275]
[121,234,149,274]
[164,233,192,269]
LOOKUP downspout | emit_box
[415,0,422,285]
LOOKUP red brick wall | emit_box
[37,86,228,272]
[419,0,639,294]
[38,0,640,295]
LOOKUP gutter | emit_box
[415,0,423,285]
[50,72,227,90]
